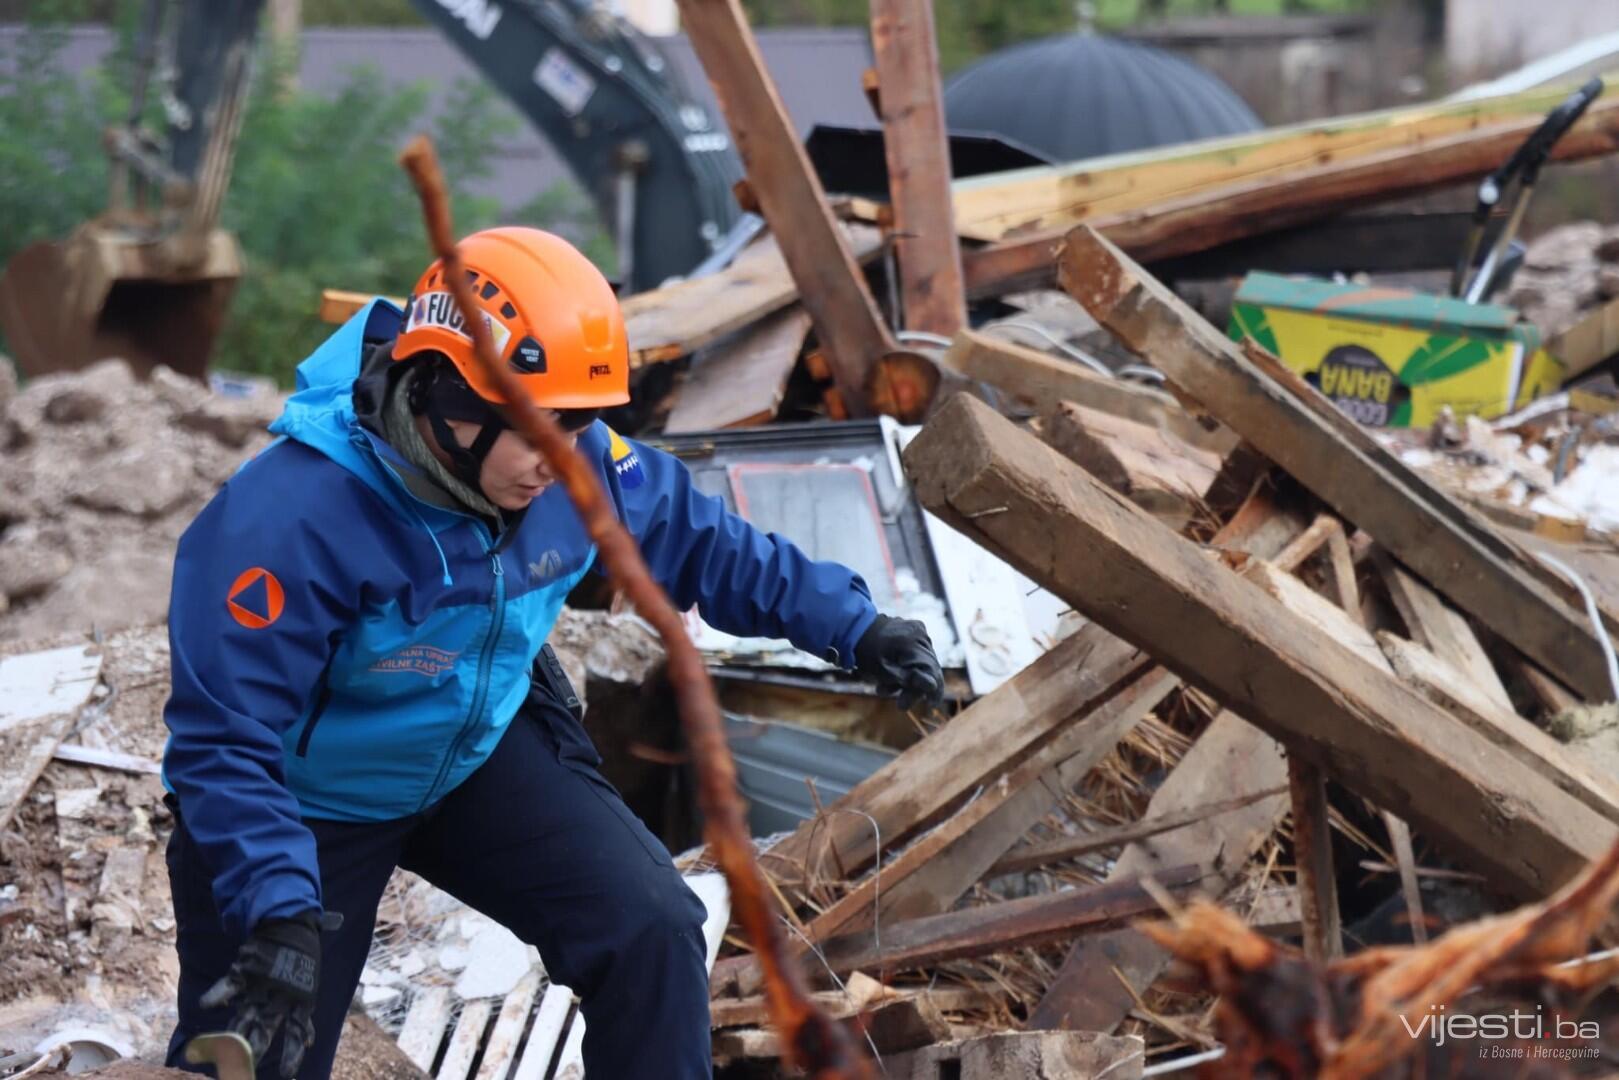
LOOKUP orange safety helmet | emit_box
[392,226,630,409]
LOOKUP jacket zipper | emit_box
[295,660,336,758]
[420,539,505,809]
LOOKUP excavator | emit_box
[0,0,743,381]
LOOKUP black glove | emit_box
[200,911,324,1078]
[854,614,944,711]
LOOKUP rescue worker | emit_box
[161,227,944,1079]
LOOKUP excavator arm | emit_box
[407,0,742,292]
[0,0,264,379]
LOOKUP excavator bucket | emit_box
[0,223,241,381]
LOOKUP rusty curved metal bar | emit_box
[398,135,870,1080]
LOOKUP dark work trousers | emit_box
[164,678,713,1080]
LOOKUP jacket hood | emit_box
[268,299,458,526]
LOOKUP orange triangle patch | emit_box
[227,567,284,629]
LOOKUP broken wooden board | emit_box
[663,305,812,433]
[905,393,1617,899]
[0,644,103,833]
[758,623,1149,890]
[675,0,895,413]
[318,227,882,370]
[869,0,965,336]
[969,97,1619,296]
[942,328,1232,453]
[1060,225,1615,703]
[944,81,1619,243]
[1028,710,1290,1032]
[1374,549,1514,713]
[830,488,1304,931]
[811,864,1204,979]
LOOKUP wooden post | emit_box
[868,0,965,336]
[673,0,897,416]
[1287,757,1342,963]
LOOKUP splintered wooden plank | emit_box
[947,82,1619,243]
[905,393,1615,899]
[473,971,540,1080]
[397,987,453,1073]
[941,329,1229,452]
[812,865,1204,978]
[1375,549,1513,713]
[758,622,1149,890]
[674,0,895,413]
[663,306,812,433]
[318,227,880,370]
[0,645,103,833]
[510,983,573,1080]
[869,0,964,336]
[1060,225,1615,703]
[967,97,1619,296]
[436,1000,492,1080]
[1028,711,1290,1032]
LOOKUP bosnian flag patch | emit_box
[606,427,645,490]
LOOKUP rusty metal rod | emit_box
[398,135,870,1079]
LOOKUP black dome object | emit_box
[944,34,1262,163]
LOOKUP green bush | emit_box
[0,15,609,386]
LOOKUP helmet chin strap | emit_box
[408,360,510,496]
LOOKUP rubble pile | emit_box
[0,356,284,643]
[1508,220,1619,338]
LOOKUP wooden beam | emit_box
[757,623,1148,892]
[869,0,964,336]
[989,785,1288,876]
[968,98,1619,296]
[674,0,895,415]
[811,865,1204,978]
[942,328,1232,453]
[903,393,1617,898]
[946,82,1615,243]
[1059,225,1614,703]
[663,305,812,433]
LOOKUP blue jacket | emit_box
[163,299,879,935]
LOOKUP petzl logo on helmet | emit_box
[406,291,513,355]
[606,428,644,490]
[227,567,284,629]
